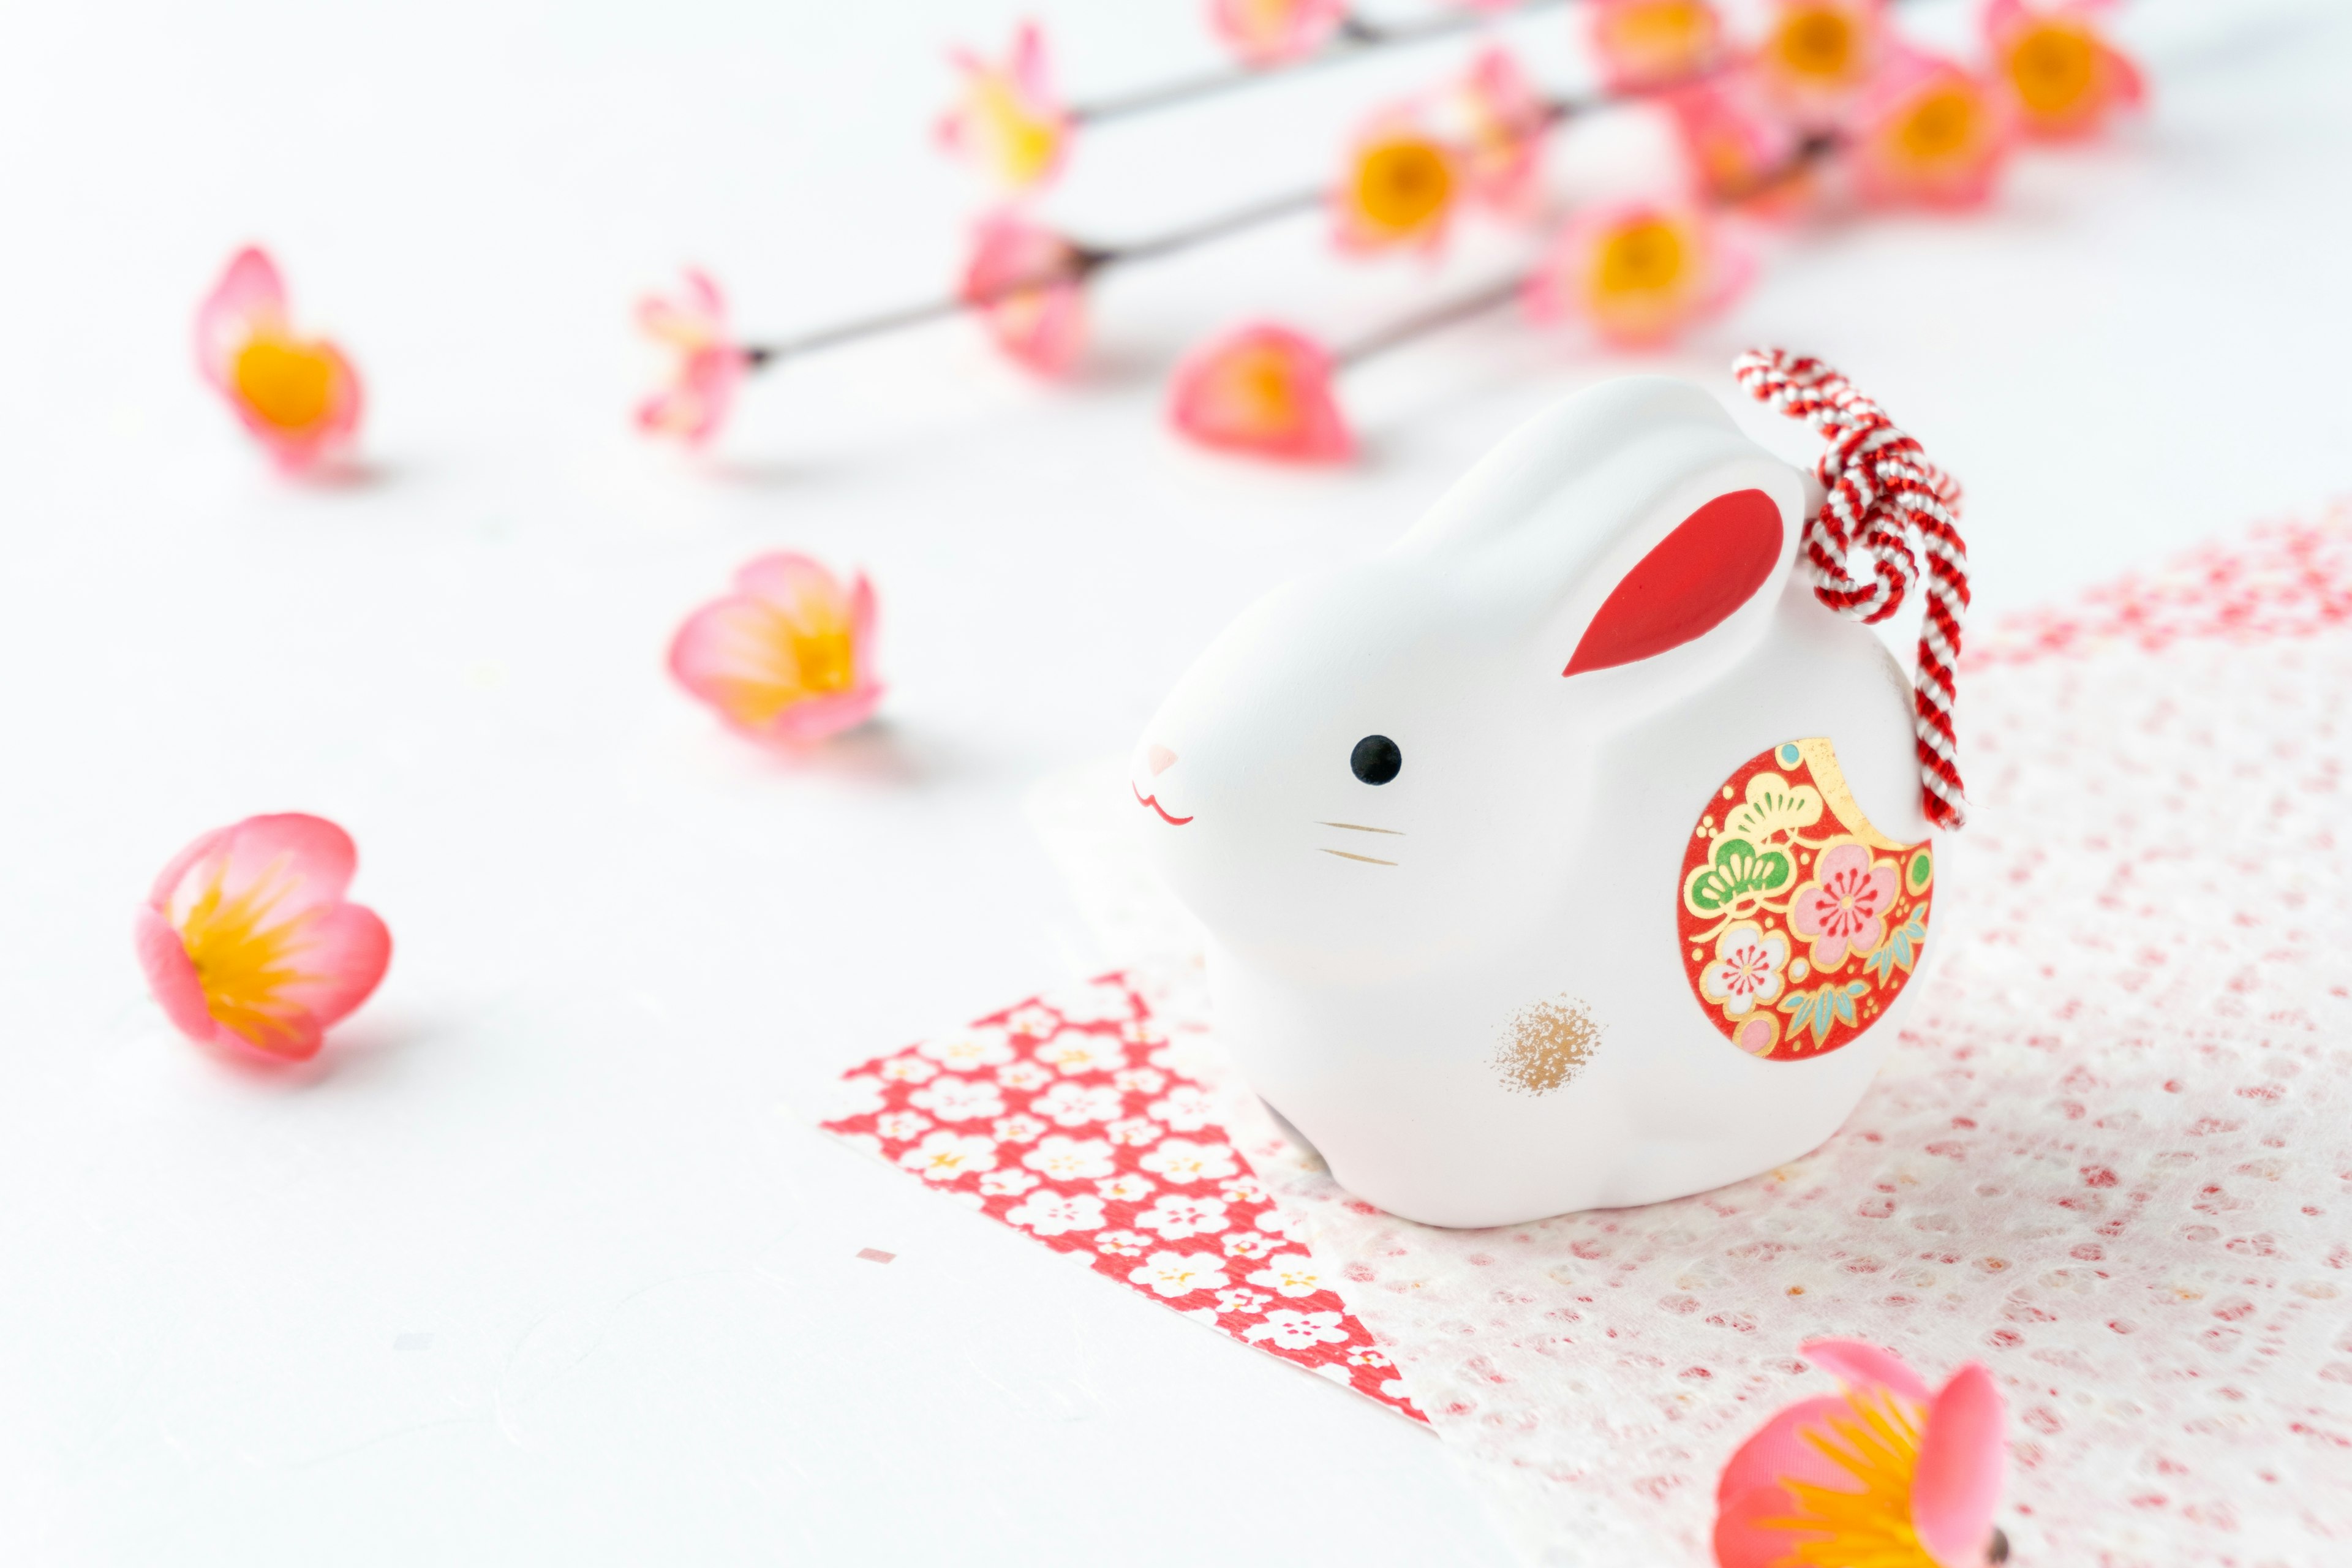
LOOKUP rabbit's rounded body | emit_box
[1136,377,1944,1227]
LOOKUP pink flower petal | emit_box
[1800,1336,1934,1403]
[639,267,727,347]
[151,813,357,920]
[638,270,746,447]
[135,904,220,1044]
[1714,1393,1854,1510]
[194,246,287,390]
[1446,46,1552,216]
[1167,325,1353,464]
[1913,1363,2007,1567]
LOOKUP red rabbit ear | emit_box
[1563,488,1784,676]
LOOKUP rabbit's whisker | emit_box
[1319,848,1398,866]
[1316,821,1404,835]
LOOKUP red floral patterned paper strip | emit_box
[820,973,1427,1424]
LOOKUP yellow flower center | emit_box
[2005,21,2098,116]
[1764,1387,1943,1568]
[717,597,859,725]
[1226,347,1303,434]
[1351,138,1455,238]
[1771,6,1857,83]
[1895,83,1983,167]
[975,76,1061,189]
[176,856,320,1052]
[1594,216,1690,300]
[232,335,337,432]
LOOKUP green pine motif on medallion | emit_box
[1683,835,1792,916]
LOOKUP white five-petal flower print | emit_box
[977,1168,1041,1197]
[1033,1030,1128,1076]
[1001,1004,1062,1039]
[1218,1176,1268,1205]
[991,1113,1047,1145]
[1104,1117,1165,1147]
[824,1074,887,1118]
[1139,1138,1240,1185]
[1022,1136,1117,1181]
[1033,1082,1124,1127]
[1145,1085,1218,1132]
[1248,1253,1324,1298]
[1126,1250,1231,1298]
[1215,1286,1273,1315]
[1112,1066,1168,1094]
[1244,1310,1351,1350]
[875,1110,932,1142]
[1220,1231,1281,1259]
[1093,1229,1152,1257]
[995,1061,1053,1091]
[898,1130,997,1182]
[877,1055,938,1085]
[1093,1172,1155,1205]
[1699,921,1790,1018]
[1004,1191,1107,1236]
[1136,1194,1230,1240]
[916,1025,1015,1071]
[908,1074,1006,1123]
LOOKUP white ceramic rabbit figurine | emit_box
[1134,375,1946,1227]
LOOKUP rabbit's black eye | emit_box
[1351,734,1401,785]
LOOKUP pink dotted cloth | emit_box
[1179,511,2352,1566]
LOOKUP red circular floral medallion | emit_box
[1677,737,1934,1060]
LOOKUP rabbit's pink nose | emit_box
[1146,745,1178,776]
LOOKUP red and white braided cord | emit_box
[1732,348,1970,831]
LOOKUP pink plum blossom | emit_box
[937,21,1069,194]
[1167,324,1353,464]
[1849,50,2015,209]
[1442,47,1554,217]
[1208,0,1348,67]
[194,247,363,472]
[959,213,1091,376]
[135,813,391,1062]
[636,269,750,447]
[668,553,883,747]
[1332,110,1462,255]
[1714,1339,2007,1568]
[1588,0,1726,94]
[1757,0,1888,119]
[1525,200,1752,348]
[1984,0,2144,142]
[1127,1250,1229,1298]
[1663,71,1812,213]
[1789,842,1899,968]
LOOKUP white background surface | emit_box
[2,0,2348,1562]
